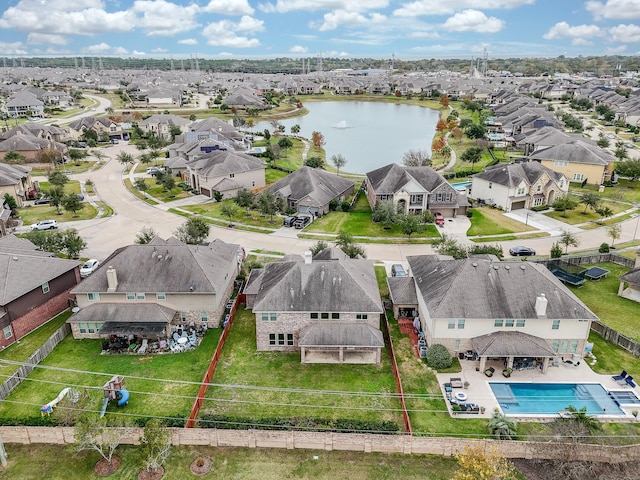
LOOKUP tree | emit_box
[452,127,464,145]
[595,205,613,222]
[399,214,423,240]
[60,229,87,258]
[48,171,69,187]
[439,94,450,108]
[580,192,601,213]
[291,124,300,135]
[331,154,347,176]
[220,202,238,225]
[213,190,224,202]
[402,149,431,167]
[134,178,148,192]
[234,188,254,215]
[550,241,563,258]
[488,412,518,440]
[141,419,171,474]
[608,223,622,247]
[468,244,504,259]
[61,193,84,216]
[90,149,107,163]
[464,123,487,140]
[372,200,397,229]
[311,131,325,149]
[310,240,328,256]
[135,226,157,244]
[425,344,452,369]
[614,141,628,161]
[304,156,324,169]
[453,445,518,480]
[69,148,88,163]
[22,230,63,255]
[278,136,293,153]
[552,195,578,218]
[433,233,468,259]
[596,133,610,148]
[460,146,484,171]
[257,190,278,223]
[616,160,640,181]
[48,186,65,215]
[116,151,134,166]
[559,230,579,254]
[435,118,448,133]
[335,231,366,258]
[160,174,175,192]
[75,414,134,468]
[3,193,17,210]
[263,129,271,143]
[175,217,210,244]
[4,150,26,164]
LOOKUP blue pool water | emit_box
[489,383,624,415]
[451,181,471,192]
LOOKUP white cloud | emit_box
[609,24,640,43]
[543,22,603,45]
[290,45,308,53]
[131,0,200,36]
[394,0,534,17]
[178,38,199,45]
[202,0,255,15]
[0,41,27,55]
[259,0,389,14]
[442,10,504,33]
[151,48,167,53]
[201,15,264,48]
[409,31,441,39]
[585,1,640,21]
[27,33,69,45]
[84,43,129,55]
[318,10,387,31]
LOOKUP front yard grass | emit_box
[0,328,222,423]
[202,308,404,429]
[18,203,98,225]
[305,211,439,239]
[545,200,628,225]
[467,207,535,236]
[181,200,282,230]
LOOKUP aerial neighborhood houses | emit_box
[68,116,125,142]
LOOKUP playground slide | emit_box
[40,387,71,414]
[116,389,130,407]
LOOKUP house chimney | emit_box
[106,266,118,292]
[535,293,548,318]
[304,250,312,264]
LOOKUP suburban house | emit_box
[470,161,569,211]
[0,235,80,349]
[528,139,616,185]
[0,127,68,163]
[137,114,190,140]
[266,166,355,216]
[68,237,241,340]
[67,116,125,141]
[185,150,265,199]
[246,250,385,365]
[618,251,640,303]
[5,91,44,118]
[0,163,37,207]
[365,163,468,217]
[389,255,598,373]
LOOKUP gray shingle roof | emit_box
[72,238,239,294]
[366,163,453,195]
[299,323,384,347]
[406,255,597,320]
[471,331,556,357]
[387,277,418,305]
[620,269,640,286]
[186,150,264,177]
[266,166,354,207]
[473,161,565,188]
[528,140,615,165]
[68,302,176,324]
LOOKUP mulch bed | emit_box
[94,456,121,476]
[513,459,638,480]
[190,456,212,476]
[138,466,165,480]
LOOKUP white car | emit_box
[80,259,100,278]
[30,219,58,230]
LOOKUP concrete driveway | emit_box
[504,209,582,236]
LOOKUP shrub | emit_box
[550,242,563,258]
[530,204,548,212]
[340,200,351,212]
[422,210,435,223]
[466,208,473,218]
[599,242,610,253]
[425,343,452,370]
[329,199,339,211]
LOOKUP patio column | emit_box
[507,356,514,369]
[301,347,306,363]
[479,356,487,372]
[339,347,344,363]
[542,357,549,374]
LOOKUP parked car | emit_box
[34,197,51,205]
[31,219,58,230]
[283,216,298,227]
[509,246,536,256]
[391,264,407,277]
[294,216,312,229]
[146,166,163,176]
[435,212,445,226]
[80,259,100,278]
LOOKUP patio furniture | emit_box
[173,332,180,342]
[618,374,632,386]
[455,392,468,402]
[484,367,495,377]
[612,370,627,381]
[177,336,188,345]
[443,383,452,393]
[138,339,148,354]
[626,376,636,388]
[450,377,463,388]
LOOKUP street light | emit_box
[525,212,530,226]
[633,210,640,241]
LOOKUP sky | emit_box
[0,0,639,60]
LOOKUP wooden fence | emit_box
[0,323,70,401]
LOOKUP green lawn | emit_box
[202,308,404,429]
[566,262,640,342]
[18,203,98,225]
[141,178,192,202]
[123,179,159,205]
[467,207,535,236]
[182,200,281,229]
[31,161,97,176]
[0,328,222,424]
[545,200,628,224]
[0,444,459,480]
[265,167,289,184]
[568,179,640,205]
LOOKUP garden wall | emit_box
[1,426,639,464]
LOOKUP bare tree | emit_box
[75,415,134,467]
[402,149,432,167]
[331,154,347,177]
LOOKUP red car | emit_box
[435,212,445,226]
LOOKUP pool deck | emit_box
[437,357,639,421]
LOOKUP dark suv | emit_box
[283,216,298,227]
[294,216,311,229]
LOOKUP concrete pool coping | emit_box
[437,357,640,421]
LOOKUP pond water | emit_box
[254,101,440,174]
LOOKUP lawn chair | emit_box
[626,376,636,388]
[443,383,452,393]
[612,370,627,381]
[450,377,463,388]
[173,332,180,342]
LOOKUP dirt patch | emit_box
[190,456,212,476]
[138,466,164,480]
[94,456,121,476]
[513,458,639,480]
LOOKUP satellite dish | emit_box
[72,307,80,314]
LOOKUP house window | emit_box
[516,187,525,196]
[3,326,12,339]
[516,319,526,327]
[136,293,146,300]
[79,323,87,333]
[533,197,544,206]
[494,319,503,327]
[200,312,208,322]
[180,312,186,321]
[310,313,319,319]
[572,173,584,181]
[435,193,452,202]
[287,334,294,346]
[42,282,50,294]
[569,341,578,353]
[448,319,455,329]
[553,160,568,167]
[278,333,285,345]
[552,319,560,330]
[536,185,542,192]
[551,340,559,352]
[270,312,277,321]
[126,293,136,300]
[321,313,329,319]
[331,313,340,319]
[87,293,100,301]
[454,339,460,351]
[156,293,166,300]
[457,319,465,329]
[505,319,514,327]
[356,313,368,320]
[230,173,235,178]
[262,313,276,321]
[489,182,492,189]
[87,323,96,334]
[269,334,276,345]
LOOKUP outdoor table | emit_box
[177,337,188,345]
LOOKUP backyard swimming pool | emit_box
[489,383,624,416]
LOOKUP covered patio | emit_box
[298,323,384,365]
[471,331,557,375]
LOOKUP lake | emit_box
[254,101,440,174]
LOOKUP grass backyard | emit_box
[0,327,223,424]
[467,207,535,236]
[545,199,628,224]
[201,308,404,429]
[182,200,280,230]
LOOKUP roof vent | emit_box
[493,265,499,270]
[520,265,526,271]
[504,265,510,271]
[11,256,18,261]
[472,262,478,268]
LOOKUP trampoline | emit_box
[584,266,610,280]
